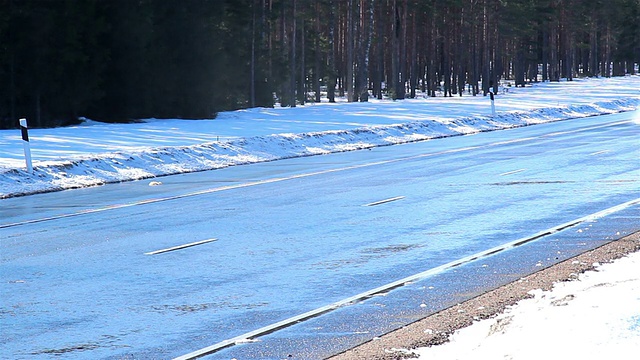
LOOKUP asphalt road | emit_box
[1,112,639,359]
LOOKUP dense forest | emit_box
[1,0,639,129]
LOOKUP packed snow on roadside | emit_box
[1,76,639,199]
[411,250,640,360]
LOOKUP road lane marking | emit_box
[0,150,475,229]
[173,197,640,359]
[3,119,634,230]
[363,196,405,207]
[145,238,217,255]
[499,168,527,176]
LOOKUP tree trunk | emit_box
[428,7,437,97]
[356,0,373,102]
[290,0,297,106]
[298,9,305,105]
[327,0,336,102]
[409,6,417,98]
[374,0,383,99]
[482,0,490,95]
[345,0,355,101]
[515,42,526,87]
[397,0,407,99]
[250,1,256,107]
[549,20,559,81]
[314,0,321,102]
[391,0,399,99]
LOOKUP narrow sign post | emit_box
[490,91,496,116]
[19,118,33,173]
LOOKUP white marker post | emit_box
[19,118,33,173]
[490,91,496,116]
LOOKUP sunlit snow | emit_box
[412,251,640,359]
[2,76,638,199]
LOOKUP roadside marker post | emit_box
[19,118,33,173]
[490,91,496,116]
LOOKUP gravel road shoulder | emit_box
[328,231,640,360]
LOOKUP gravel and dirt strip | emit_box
[328,230,640,360]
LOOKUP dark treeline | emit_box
[1,0,639,129]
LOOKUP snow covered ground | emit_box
[1,76,639,199]
[413,249,640,359]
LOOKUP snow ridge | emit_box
[1,98,638,199]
